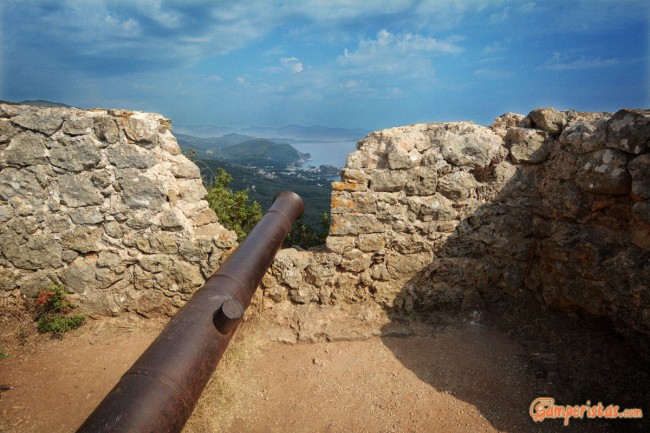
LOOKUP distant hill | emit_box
[176,134,309,169]
[176,123,368,142]
[242,124,368,142]
[0,99,74,108]
[175,133,255,155]
[217,133,255,146]
[220,139,309,169]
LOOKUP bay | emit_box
[290,140,358,169]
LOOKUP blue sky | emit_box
[1,0,648,131]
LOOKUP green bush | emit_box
[35,283,85,336]
[206,168,263,241]
[284,212,329,249]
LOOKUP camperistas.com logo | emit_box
[530,397,643,426]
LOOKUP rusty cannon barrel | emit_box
[77,191,304,433]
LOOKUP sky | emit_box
[0,0,648,131]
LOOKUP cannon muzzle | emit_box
[76,191,304,433]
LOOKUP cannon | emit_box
[77,191,305,433]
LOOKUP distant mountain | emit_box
[242,124,368,142]
[174,125,234,138]
[175,133,255,154]
[176,133,309,169]
[175,123,368,142]
[218,133,255,146]
[0,99,75,108]
[220,139,309,169]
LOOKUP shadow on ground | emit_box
[380,151,650,433]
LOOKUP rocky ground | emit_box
[2,308,640,433]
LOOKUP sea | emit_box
[290,140,358,169]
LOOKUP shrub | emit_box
[206,168,263,241]
[284,212,329,249]
[34,283,85,337]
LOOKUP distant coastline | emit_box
[291,140,357,169]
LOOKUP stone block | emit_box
[606,109,650,154]
[150,232,178,254]
[92,116,119,144]
[106,144,156,169]
[369,170,407,192]
[340,168,368,183]
[575,148,631,194]
[385,252,431,279]
[505,127,550,164]
[97,250,121,268]
[386,146,419,169]
[437,171,476,200]
[59,258,97,294]
[2,131,50,167]
[331,180,367,192]
[0,118,20,143]
[439,125,502,168]
[62,113,94,135]
[340,250,372,273]
[528,108,567,134]
[12,108,65,135]
[69,207,104,225]
[629,154,650,199]
[357,233,386,252]
[18,271,56,297]
[50,135,102,172]
[330,213,385,235]
[405,166,437,196]
[632,202,650,225]
[118,171,166,209]
[171,161,201,179]
[325,235,356,253]
[2,233,63,270]
[59,173,103,207]
[124,113,158,145]
[62,226,102,253]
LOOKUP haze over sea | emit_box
[291,141,357,168]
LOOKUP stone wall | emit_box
[2,104,648,357]
[262,108,650,357]
[0,105,236,315]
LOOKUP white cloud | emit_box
[207,75,223,82]
[103,15,140,34]
[490,7,510,23]
[337,29,461,84]
[370,29,461,54]
[518,2,537,13]
[339,80,363,91]
[280,57,304,74]
[540,53,620,70]
[340,29,460,65]
[474,68,514,78]
[481,42,505,55]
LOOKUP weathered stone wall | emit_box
[2,104,648,356]
[262,108,650,357]
[0,105,236,315]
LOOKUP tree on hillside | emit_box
[206,168,263,241]
[284,212,329,249]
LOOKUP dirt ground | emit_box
[1,306,630,433]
